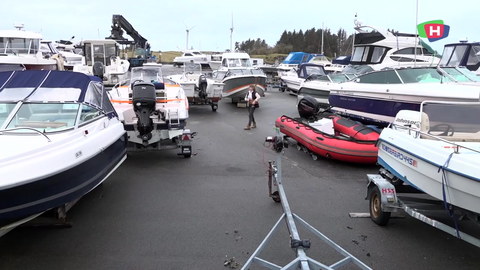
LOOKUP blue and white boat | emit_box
[328,66,480,127]
[272,52,323,75]
[439,41,480,76]
[0,70,127,237]
[378,100,480,215]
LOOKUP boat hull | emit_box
[275,115,379,164]
[378,129,480,215]
[0,134,127,232]
[0,63,57,72]
[222,75,266,103]
[297,84,330,107]
[282,77,304,94]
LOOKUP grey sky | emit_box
[0,0,475,53]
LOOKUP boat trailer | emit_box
[241,128,372,270]
[366,173,480,248]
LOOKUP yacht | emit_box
[328,66,480,126]
[40,40,83,70]
[211,52,266,103]
[0,23,63,72]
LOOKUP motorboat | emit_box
[167,61,224,111]
[438,41,480,76]
[208,51,224,70]
[280,63,326,95]
[328,66,480,127]
[297,73,356,107]
[40,40,83,70]
[0,70,127,237]
[377,100,480,215]
[269,52,322,76]
[173,50,211,68]
[211,52,267,104]
[73,39,130,86]
[109,66,194,157]
[0,23,64,72]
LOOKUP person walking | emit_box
[244,84,261,130]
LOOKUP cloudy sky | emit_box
[0,0,475,53]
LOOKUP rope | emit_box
[437,152,461,238]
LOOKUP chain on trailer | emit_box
[241,128,372,270]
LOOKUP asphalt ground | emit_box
[0,65,479,270]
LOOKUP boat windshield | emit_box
[396,68,454,83]
[442,67,480,82]
[225,68,265,77]
[422,102,480,137]
[2,103,81,133]
[0,37,40,55]
[341,65,374,76]
[130,67,163,84]
[226,58,252,68]
[184,62,202,74]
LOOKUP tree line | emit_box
[235,27,355,58]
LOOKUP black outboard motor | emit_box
[197,74,208,100]
[297,95,320,119]
[92,61,105,80]
[132,82,157,144]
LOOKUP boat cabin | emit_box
[295,63,326,79]
[0,25,42,56]
[438,41,480,75]
[79,39,119,66]
[220,52,252,69]
[181,50,204,57]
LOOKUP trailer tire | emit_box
[369,186,391,226]
[184,154,191,158]
[271,191,281,203]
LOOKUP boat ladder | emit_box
[168,109,181,129]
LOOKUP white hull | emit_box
[167,74,224,101]
[208,61,221,70]
[378,128,480,215]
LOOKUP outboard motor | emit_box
[197,74,208,100]
[132,82,157,144]
[92,61,105,80]
[297,95,320,119]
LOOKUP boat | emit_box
[296,73,356,107]
[328,66,480,127]
[0,23,64,72]
[438,41,480,76]
[173,50,211,68]
[109,65,194,157]
[73,39,130,86]
[208,51,224,70]
[377,100,480,215]
[40,40,83,70]
[167,61,224,111]
[210,52,267,104]
[280,63,326,95]
[275,114,380,164]
[0,69,127,237]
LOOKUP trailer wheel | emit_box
[183,154,191,158]
[296,144,302,151]
[311,153,318,161]
[271,191,281,203]
[211,104,218,112]
[369,186,391,226]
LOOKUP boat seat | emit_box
[27,113,77,128]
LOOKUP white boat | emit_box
[438,41,480,76]
[109,66,194,157]
[73,39,130,86]
[328,66,480,127]
[377,100,480,215]
[167,61,224,111]
[0,23,64,72]
[280,63,326,95]
[173,50,211,68]
[40,40,83,70]
[296,73,356,107]
[0,69,127,237]
[208,52,223,70]
[210,52,267,103]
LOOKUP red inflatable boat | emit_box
[275,115,380,164]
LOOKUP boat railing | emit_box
[390,123,480,154]
[0,127,52,142]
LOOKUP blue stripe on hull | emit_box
[0,134,127,227]
[329,94,420,127]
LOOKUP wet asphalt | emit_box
[0,65,479,270]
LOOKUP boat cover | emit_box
[332,56,351,65]
[0,70,117,118]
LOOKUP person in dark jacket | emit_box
[244,84,261,130]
